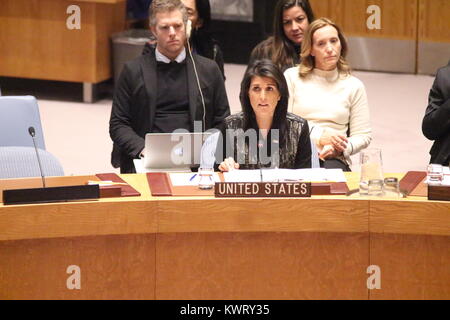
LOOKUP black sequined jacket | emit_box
[217,112,312,169]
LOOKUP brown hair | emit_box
[149,0,188,26]
[299,17,350,78]
[270,0,315,71]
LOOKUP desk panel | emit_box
[0,200,158,241]
[370,200,450,236]
[0,233,156,299]
[370,233,450,299]
[156,232,369,300]
[0,173,449,299]
[157,198,369,233]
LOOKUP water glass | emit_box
[198,167,215,190]
[368,179,384,196]
[427,164,443,185]
[384,177,400,197]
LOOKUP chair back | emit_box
[0,96,46,149]
[0,147,64,179]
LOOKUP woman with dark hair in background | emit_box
[143,0,225,78]
[249,0,315,72]
[182,0,225,78]
[217,59,311,171]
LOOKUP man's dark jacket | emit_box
[422,61,450,166]
[109,49,230,173]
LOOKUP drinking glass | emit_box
[198,167,215,190]
[384,177,400,197]
[427,164,443,185]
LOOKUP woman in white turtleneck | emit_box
[284,17,371,170]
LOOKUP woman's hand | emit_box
[219,157,240,172]
[319,129,348,153]
[319,144,341,160]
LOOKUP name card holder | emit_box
[3,185,100,205]
[428,185,450,201]
[215,182,311,198]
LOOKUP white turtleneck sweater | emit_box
[284,67,372,161]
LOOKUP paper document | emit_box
[223,170,263,182]
[223,168,346,183]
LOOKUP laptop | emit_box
[136,132,211,172]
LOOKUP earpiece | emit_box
[186,19,192,39]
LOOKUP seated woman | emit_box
[250,0,315,72]
[284,18,371,171]
[217,59,311,172]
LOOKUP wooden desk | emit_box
[0,173,448,299]
[0,0,126,102]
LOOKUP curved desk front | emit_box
[0,173,449,299]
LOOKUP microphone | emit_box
[28,126,46,188]
[258,140,264,182]
[3,128,100,205]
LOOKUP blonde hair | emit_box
[299,17,350,78]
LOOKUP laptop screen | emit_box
[143,132,212,170]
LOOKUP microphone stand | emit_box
[2,127,100,205]
[28,127,46,187]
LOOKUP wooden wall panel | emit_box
[369,233,450,299]
[418,0,450,43]
[0,0,125,83]
[95,2,126,81]
[157,198,369,233]
[0,200,158,241]
[156,232,369,300]
[0,234,156,299]
[310,0,418,40]
[0,0,94,82]
[370,200,450,236]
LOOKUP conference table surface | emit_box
[0,173,448,241]
[0,173,449,300]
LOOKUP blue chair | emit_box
[0,96,64,179]
[0,146,64,179]
[0,96,46,149]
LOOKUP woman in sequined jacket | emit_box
[216,59,311,171]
